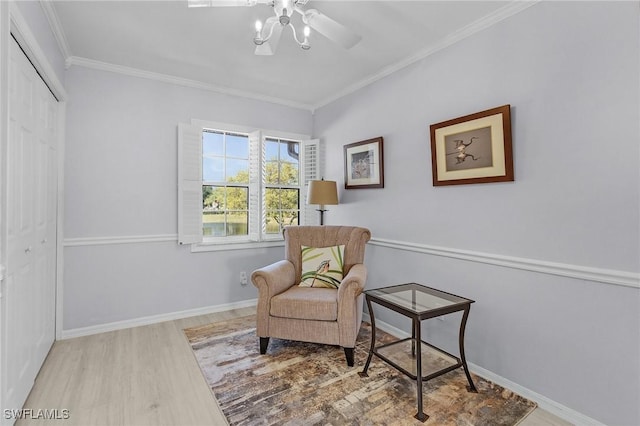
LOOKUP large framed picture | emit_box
[430,105,513,186]
[344,137,384,189]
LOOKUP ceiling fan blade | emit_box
[188,0,257,7]
[255,22,283,56]
[302,9,361,49]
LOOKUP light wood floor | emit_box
[19,307,572,426]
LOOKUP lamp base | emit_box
[316,209,327,225]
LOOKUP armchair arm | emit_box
[251,260,296,337]
[251,260,296,297]
[337,264,368,347]
[337,263,367,301]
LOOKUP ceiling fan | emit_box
[188,0,362,55]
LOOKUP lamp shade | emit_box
[307,180,339,205]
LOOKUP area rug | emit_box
[184,315,536,425]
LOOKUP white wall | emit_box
[314,2,639,425]
[63,65,313,330]
[13,1,66,86]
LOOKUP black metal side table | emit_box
[358,283,477,422]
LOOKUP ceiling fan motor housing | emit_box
[275,0,294,26]
[279,13,290,25]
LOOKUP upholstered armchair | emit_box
[251,225,371,366]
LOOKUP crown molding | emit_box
[9,2,67,101]
[39,0,540,112]
[66,55,315,112]
[43,1,540,113]
[311,1,540,111]
[39,0,72,60]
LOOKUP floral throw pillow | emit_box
[299,245,345,288]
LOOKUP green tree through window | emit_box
[264,138,300,234]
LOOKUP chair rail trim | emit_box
[369,238,639,289]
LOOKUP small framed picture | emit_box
[430,105,513,186]
[344,137,384,189]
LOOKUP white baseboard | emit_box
[468,363,604,426]
[60,299,257,339]
[61,303,602,424]
[362,313,603,426]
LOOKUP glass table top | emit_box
[365,283,473,314]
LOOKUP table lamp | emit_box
[307,179,339,225]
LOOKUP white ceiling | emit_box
[49,1,527,110]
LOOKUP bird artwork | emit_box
[300,245,344,288]
[311,260,331,287]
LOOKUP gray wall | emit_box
[62,66,313,329]
[313,2,639,425]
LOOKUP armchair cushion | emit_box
[270,287,338,321]
[299,245,345,288]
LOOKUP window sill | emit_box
[191,240,285,253]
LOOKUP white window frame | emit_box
[178,119,320,252]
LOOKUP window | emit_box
[202,130,250,238]
[264,137,300,235]
[178,121,319,248]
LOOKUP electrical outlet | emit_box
[240,271,248,286]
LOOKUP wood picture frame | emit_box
[344,137,384,189]
[430,105,513,186]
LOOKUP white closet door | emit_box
[1,37,58,419]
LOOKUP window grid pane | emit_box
[262,138,300,235]
[226,211,248,236]
[203,130,249,184]
[264,187,299,234]
[202,183,249,237]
